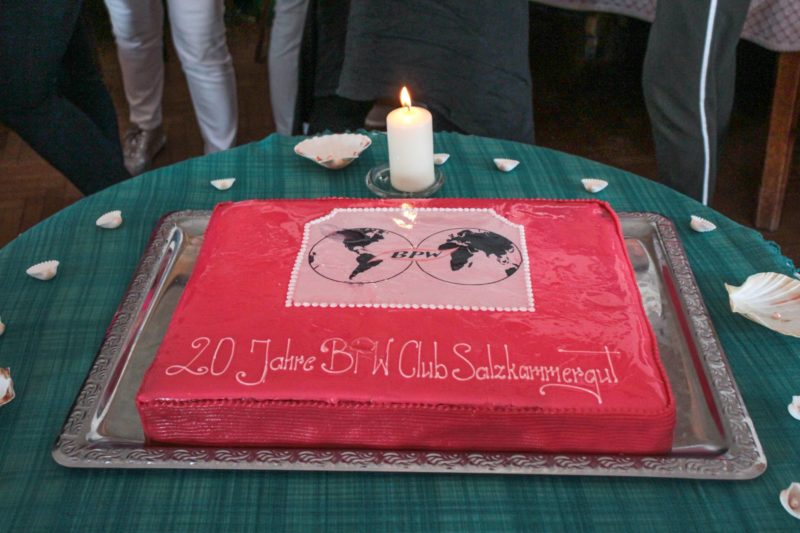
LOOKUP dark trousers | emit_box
[0,0,129,195]
[298,0,516,139]
[307,96,464,135]
[643,0,752,204]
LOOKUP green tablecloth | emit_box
[1,132,798,531]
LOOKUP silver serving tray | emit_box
[52,211,766,478]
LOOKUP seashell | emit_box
[0,368,14,407]
[725,272,800,337]
[493,158,519,172]
[294,133,372,170]
[26,260,59,281]
[780,482,800,519]
[96,210,123,229]
[433,153,450,165]
[210,178,236,191]
[789,396,800,421]
[581,178,608,193]
[0,316,4,336]
[690,215,716,233]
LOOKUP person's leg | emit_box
[307,96,371,134]
[167,0,238,153]
[104,0,165,131]
[709,2,752,169]
[268,0,310,135]
[59,11,123,146]
[643,0,751,204]
[304,0,370,134]
[104,0,167,175]
[0,0,129,195]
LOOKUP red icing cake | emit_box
[136,198,675,454]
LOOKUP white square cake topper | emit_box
[287,207,534,311]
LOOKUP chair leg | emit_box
[755,51,800,231]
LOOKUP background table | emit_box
[1,133,799,531]
[537,0,800,50]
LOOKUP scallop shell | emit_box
[493,158,519,172]
[210,178,236,191]
[96,210,123,229]
[780,482,800,519]
[690,215,716,233]
[789,396,800,421]
[725,272,800,337]
[0,368,14,407]
[581,178,608,193]
[433,153,450,165]
[26,260,59,281]
[294,133,372,170]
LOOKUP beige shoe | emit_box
[123,125,166,176]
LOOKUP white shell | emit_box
[433,153,450,165]
[581,178,608,193]
[493,158,519,172]
[210,178,236,191]
[789,396,800,421]
[26,260,59,281]
[96,210,123,229]
[0,368,14,407]
[725,272,800,337]
[780,482,800,519]
[294,133,372,170]
[690,215,717,233]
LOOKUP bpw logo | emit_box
[389,249,448,261]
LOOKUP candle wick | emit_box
[404,104,411,112]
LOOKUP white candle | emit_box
[386,87,435,192]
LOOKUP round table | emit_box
[0,132,798,531]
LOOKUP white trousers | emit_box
[105,0,238,153]
[268,0,309,135]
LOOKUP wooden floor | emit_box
[1,10,798,262]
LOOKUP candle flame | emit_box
[400,86,412,110]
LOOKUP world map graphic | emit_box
[418,228,522,285]
[308,227,522,285]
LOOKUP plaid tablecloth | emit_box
[1,132,799,531]
[537,0,800,52]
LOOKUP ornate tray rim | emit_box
[52,210,766,478]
